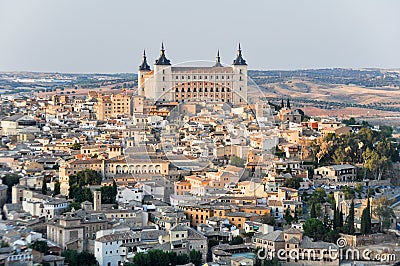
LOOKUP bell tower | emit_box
[232,43,248,105]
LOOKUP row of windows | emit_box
[175,82,230,86]
[175,75,231,80]
[175,87,231,92]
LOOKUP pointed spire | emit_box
[233,43,247,65]
[139,49,150,71]
[287,98,291,109]
[155,42,171,65]
[213,50,223,67]
[160,42,165,55]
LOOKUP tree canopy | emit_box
[130,249,192,266]
[62,250,97,266]
[303,218,339,243]
[310,127,399,180]
[68,169,102,202]
[230,155,245,167]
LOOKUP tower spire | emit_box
[233,43,247,65]
[155,42,171,65]
[213,50,223,67]
[139,49,150,71]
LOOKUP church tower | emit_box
[232,43,248,105]
[93,190,102,211]
[152,42,173,102]
[138,50,151,97]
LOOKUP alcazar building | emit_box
[138,43,248,105]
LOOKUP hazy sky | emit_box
[0,0,399,73]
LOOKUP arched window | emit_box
[210,88,213,92]
[175,88,179,92]
[221,88,225,92]
[199,88,202,92]
[193,88,197,92]
[216,88,219,92]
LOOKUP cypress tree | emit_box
[41,177,47,195]
[112,179,118,198]
[333,205,338,230]
[310,203,317,218]
[361,198,372,234]
[347,199,355,235]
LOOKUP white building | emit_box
[138,43,248,105]
[94,230,141,266]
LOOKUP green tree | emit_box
[342,117,357,126]
[342,186,355,200]
[229,236,244,245]
[62,250,97,266]
[230,155,245,167]
[42,177,47,195]
[71,143,81,150]
[75,169,102,186]
[264,257,281,266]
[100,185,117,204]
[176,253,190,265]
[68,169,102,202]
[284,207,294,224]
[30,240,49,254]
[189,249,203,266]
[283,177,303,189]
[380,125,393,138]
[77,252,98,266]
[78,188,93,203]
[333,205,339,230]
[53,181,61,196]
[345,199,355,235]
[310,203,317,218]
[360,198,372,234]
[66,201,82,212]
[303,218,328,241]
[373,196,395,230]
[308,188,326,204]
[112,179,118,198]
[260,213,275,226]
[131,252,150,266]
[2,173,21,202]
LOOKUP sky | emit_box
[0,0,399,73]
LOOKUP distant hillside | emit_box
[248,68,400,114]
[0,72,137,95]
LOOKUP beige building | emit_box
[314,164,357,183]
[94,93,133,120]
[138,43,248,105]
[47,210,109,252]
